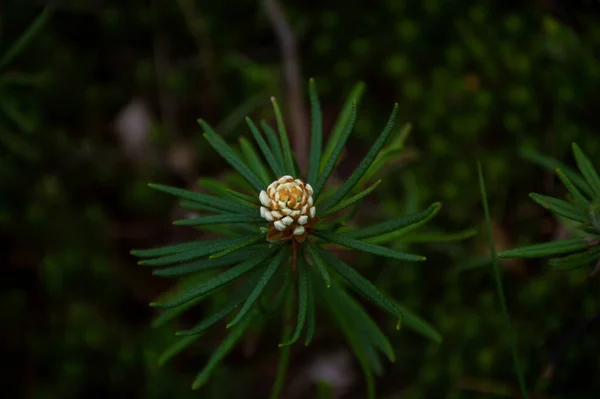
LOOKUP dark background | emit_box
[2,0,600,398]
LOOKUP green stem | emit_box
[270,285,294,399]
[477,162,529,399]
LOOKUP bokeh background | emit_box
[3,1,600,398]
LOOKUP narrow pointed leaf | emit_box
[209,234,265,259]
[226,189,261,206]
[313,102,358,198]
[246,117,285,177]
[270,97,297,176]
[318,248,403,328]
[152,295,206,328]
[177,269,264,336]
[199,120,265,192]
[361,123,412,185]
[178,200,222,214]
[322,104,399,212]
[307,78,323,185]
[139,235,260,266]
[196,178,228,196]
[321,82,365,172]
[556,168,590,206]
[153,248,262,277]
[314,230,425,262]
[346,202,441,242]
[393,301,442,343]
[499,237,599,259]
[306,243,332,287]
[529,192,586,223]
[264,269,292,313]
[280,257,309,347]
[150,249,277,308]
[335,285,396,362]
[322,180,382,217]
[158,335,200,366]
[174,214,264,227]
[319,281,376,398]
[549,245,600,270]
[304,273,316,346]
[191,310,256,390]
[227,247,288,327]
[148,183,253,214]
[240,137,272,185]
[572,143,600,197]
[0,8,51,70]
[520,148,592,196]
[131,241,201,258]
[261,121,285,170]
[398,228,478,243]
[478,163,529,398]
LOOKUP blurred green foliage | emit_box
[2,1,600,398]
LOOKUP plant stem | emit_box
[270,286,294,399]
[477,162,529,399]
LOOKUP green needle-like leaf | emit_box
[191,310,256,390]
[199,119,265,192]
[321,82,365,172]
[261,121,285,171]
[572,143,600,197]
[280,256,309,347]
[264,269,293,314]
[520,148,592,196]
[313,102,358,198]
[153,248,262,277]
[478,163,529,398]
[131,241,202,258]
[315,230,425,262]
[549,245,600,270]
[139,235,260,266]
[556,169,590,206]
[306,243,332,287]
[270,97,297,176]
[307,78,323,185]
[226,189,262,207]
[393,301,442,343]
[148,183,253,215]
[174,214,264,227]
[529,193,586,223]
[209,234,266,259]
[152,295,206,328]
[335,285,395,362]
[246,117,285,177]
[178,200,222,214]
[227,247,288,328]
[360,123,412,185]
[321,180,381,217]
[158,335,200,366]
[0,8,51,70]
[499,238,599,259]
[318,248,404,328]
[346,202,441,243]
[240,137,272,185]
[398,228,478,243]
[177,269,264,336]
[321,104,399,212]
[150,249,276,308]
[304,273,316,346]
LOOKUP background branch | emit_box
[264,0,309,176]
